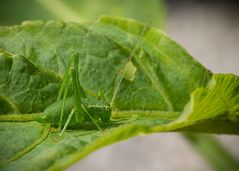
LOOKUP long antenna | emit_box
[110,16,151,107]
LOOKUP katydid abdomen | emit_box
[36,97,111,128]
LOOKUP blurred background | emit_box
[0,0,239,170]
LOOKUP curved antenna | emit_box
[110,16,152,107]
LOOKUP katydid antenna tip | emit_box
[110,17,150,106]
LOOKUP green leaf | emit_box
[0,16,238,171]
[0,122,49,166]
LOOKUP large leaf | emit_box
[0,16,238,171]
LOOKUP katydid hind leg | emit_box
[58,59,73,131]
[72,54,102,131]
[58,53,82,131]
[57,55,75,100]
[58,78,70,131]
[60,109,75,136]
[73,53,86,98]
[72,54,86,123]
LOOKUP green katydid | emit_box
[37,53,111,135]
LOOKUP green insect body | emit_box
[38,97,111,127]
[35,53,112,133]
